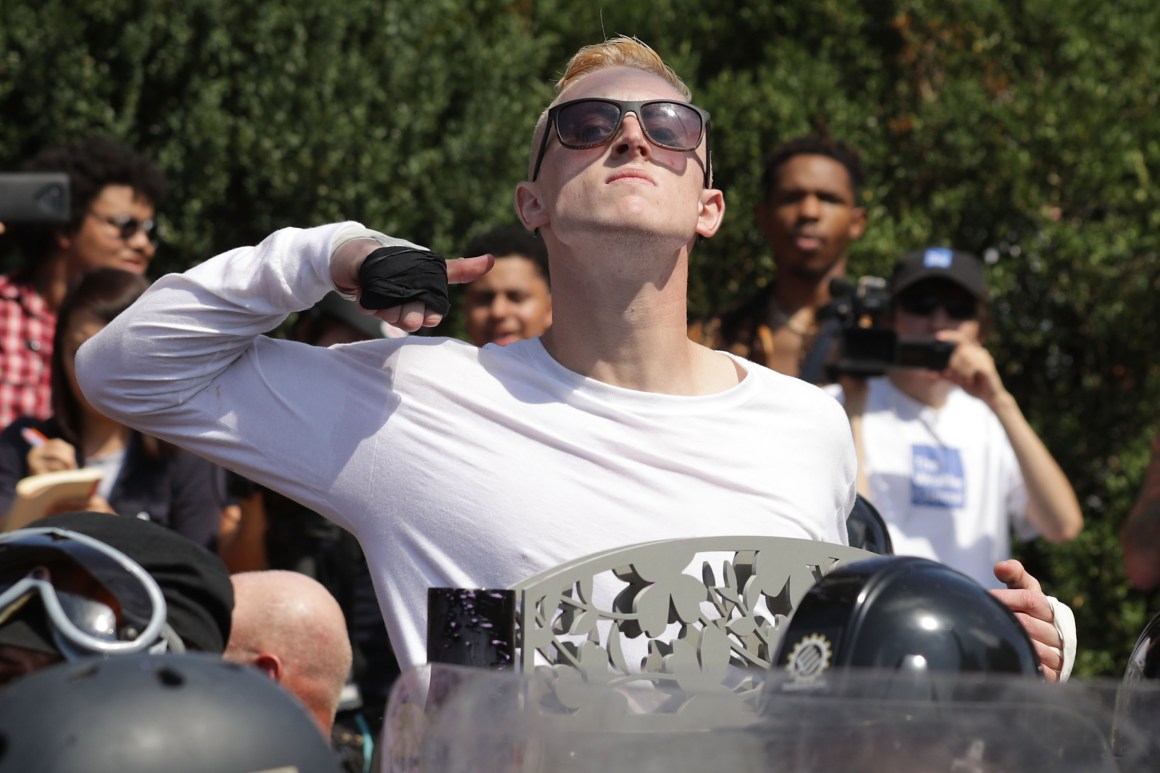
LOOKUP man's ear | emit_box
[253,653,284,683]
[52,227,72,253]
[848,206,868,240]
[515,182,548,231]
[695,187,726,239]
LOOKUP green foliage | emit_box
[3,0,1159,677]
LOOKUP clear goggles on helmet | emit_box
[0,527,169,660]
[531,97,713,187]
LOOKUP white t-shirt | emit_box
[77,223,857,670]
[828,377,1033,588]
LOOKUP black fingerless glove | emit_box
[357,245,449,315]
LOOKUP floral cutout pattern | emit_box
[511,537,875,711]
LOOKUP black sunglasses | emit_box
[88,213,159,244]
[531,97,712,187]
[896,293,978,321]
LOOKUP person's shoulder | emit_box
[0,271,35,301]
[295,332,476,359]
[733,355,841,408]
[381,334,480,357]
[0,275,55,323]
[336,333,497,374]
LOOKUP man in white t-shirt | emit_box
[76,40,1074,681]
[833,247,1084,589]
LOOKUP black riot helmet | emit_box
[760,558,1116,771]
[773,555,1041,686]
[845,494,894,556]
[1122,610,1160,684]
[1112,610,1160,770]
[0,653,341,773]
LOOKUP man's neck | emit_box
[80,411,131,460]
[771,256,848,314]
[31,253,74,312]
[542,247,742,395]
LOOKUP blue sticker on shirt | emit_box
[910,444,965,508]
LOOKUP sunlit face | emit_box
[518,67,721,250]
[756,154,866,282]
[463,255,552,346]
[60,185,157,275]
[891,279,981,383]
[891,280,981,341]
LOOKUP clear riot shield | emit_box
[382,663,1160,773]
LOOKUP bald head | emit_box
[224,570,353,733]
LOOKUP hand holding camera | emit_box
[819,276,954,382]
[0,173,71,224]
[937,330,1009,407]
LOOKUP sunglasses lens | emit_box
[556,101,622,148]
[111,216,157,242]
[946,301,976,320]
[556,100,704,151]
[639,102,703,150]
[899,294,976,320]
[899,295,938,316]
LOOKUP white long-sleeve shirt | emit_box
[76,223,857,670]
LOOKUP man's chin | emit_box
[786,256,843,284]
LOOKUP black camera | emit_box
[819,276,954,379]
[0,173,71,223]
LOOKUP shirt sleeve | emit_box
[74,222,414,534]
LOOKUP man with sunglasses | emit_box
[76,39,1074,681]
[832,247,1084,594]
[0,137,164,428]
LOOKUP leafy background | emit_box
[2,0,1158,677]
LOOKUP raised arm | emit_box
[75,222,487,533]
[78,223,357,417]
[940,332,1083,543]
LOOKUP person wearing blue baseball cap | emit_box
[829,247,1083,678]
